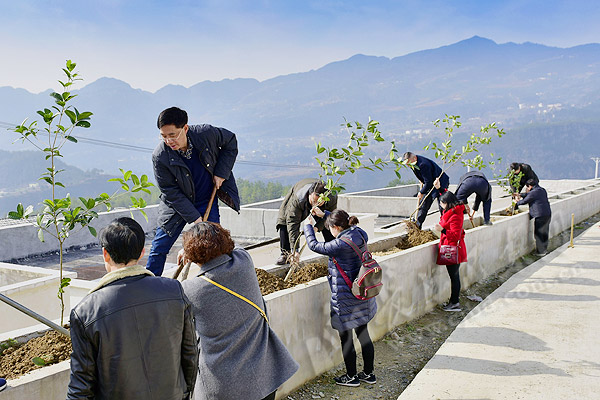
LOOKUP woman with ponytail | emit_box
[303,209,377,387]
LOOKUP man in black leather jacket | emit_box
[68,217,198,399]
[147,106,240,276]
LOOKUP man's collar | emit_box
[89,265,154,294]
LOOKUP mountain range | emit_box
[1,35,599,199]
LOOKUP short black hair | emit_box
[98,217,145,265]
[509,162,520,171]
[309,181,327,195]
[525,178,537,187]
[439,191,460,209]
[157,107,188,129]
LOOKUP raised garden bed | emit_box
[0,330,71,380]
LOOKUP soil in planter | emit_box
[0,330,71,380]
[256,262,328,296]
[373,221,438,257]
[498,206,525,216]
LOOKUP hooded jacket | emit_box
[153,124,240,236]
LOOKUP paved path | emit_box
[399,221,600,400]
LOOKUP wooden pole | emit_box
[174,186,218,281]
[569,213,575,248]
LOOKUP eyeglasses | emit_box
[159,127,185,142]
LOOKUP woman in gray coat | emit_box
[180,222,298,400]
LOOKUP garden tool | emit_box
[173,186,218,281]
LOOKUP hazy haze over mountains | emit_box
[1,36,599,202]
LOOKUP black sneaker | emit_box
[334,374,360,387]
[357,371,376,384]
[443,302,461,312]
[0,378,6,392]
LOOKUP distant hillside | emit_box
[1,36,599,189]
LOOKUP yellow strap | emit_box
[200,276,269,325]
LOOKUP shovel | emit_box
[173,186,218,281]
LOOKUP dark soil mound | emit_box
[256,262,328,296]
[0,330,71,379]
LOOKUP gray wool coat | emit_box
[182,248,298,400]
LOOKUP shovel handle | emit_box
[203,186,218,222]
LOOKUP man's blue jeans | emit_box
[146,205,219,276]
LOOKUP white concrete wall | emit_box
[3,180,600,399]
[0,207,159,261]
[0,264,76,333]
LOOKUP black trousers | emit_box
[277,216,334,253]
[416,192,443,228]
[534,215,551,254]
[446,263,461,304]
[338,324,374,377]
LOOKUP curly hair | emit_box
[183,222,235,264]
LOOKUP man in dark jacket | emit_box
[454,170,493,225]
[510,162,539,193]
[516,179,552,256]
[147,106,240,275]
[275,178,337,265]
[403,152,450,228]
[68,217,198,400]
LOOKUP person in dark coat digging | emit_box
[436,170,493,225]
[275,178,337,265]
[402,152,450,229]
[147,106,240,276]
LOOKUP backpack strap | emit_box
[332,257,354,290]
[339,236,366,259]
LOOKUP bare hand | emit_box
[433,178,441,190]
[311,206,325,218]
[417,192,424,203]
[177,249,188,266]
[290,252,300,264]
[434,223,443,232]
[213,176,225,189]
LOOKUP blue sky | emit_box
[1,0,599,93]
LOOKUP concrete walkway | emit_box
[399,221,600,400]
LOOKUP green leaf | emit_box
[8,211,21,219]
[38,229,45,242]
[124,170,132,181]
[88,226,97,236]
[32,357,46,366]
[65,135,78,143]
[75,121,91,128]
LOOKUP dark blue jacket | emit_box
[152,124,240,236]
[455,171,492,211]
[517,185,551,218]
[304,223,377,331]
[511,163,539,193]
[412,155,449,199]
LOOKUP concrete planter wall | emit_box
[2,181,600,399]
[0,263,76,334]
[0,207,159,261]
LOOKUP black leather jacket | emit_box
[153,124,240,236]
[67,274,198,400]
